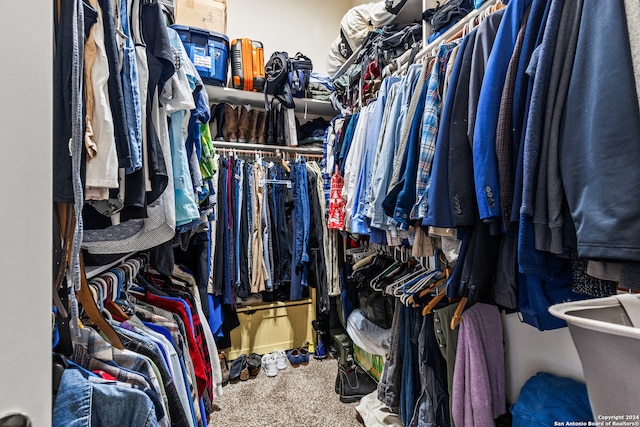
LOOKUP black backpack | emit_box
[288,52,313,98]
[264,51,294,110]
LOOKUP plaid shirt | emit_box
[81,327,172,426]
[414,40,461,219]
[73,344,151,390]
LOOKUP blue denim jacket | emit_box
[54,368,158,427]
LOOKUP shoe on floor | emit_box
[287,349,301,368]
[314,337,327,360]
[247,353,262,379]
[299,347,310,366]
[219,352,230,386]
[262,353,278,377]
[230,354,250,383]
[338,363,377,403]
[273,350,287,370]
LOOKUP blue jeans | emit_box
[400,305,422,426]
[221,159,234,304]
[121,0,143,174]
[246,163,254,279]
[411,315,450,427]
[235,159,244,289]
[290,205,303,300]
[293,161,310,266]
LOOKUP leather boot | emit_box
[257,111,267,144]
[238,105,253,143]
[211,103,225,141]
[219,352,230,386]
[247,108,260,143]
[276,106,286,146]
[266,107,276,145]
[224,103,239,142]
[338,363,377,403]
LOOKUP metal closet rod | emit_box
[211,141,324,155]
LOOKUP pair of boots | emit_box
[210,103,267,143]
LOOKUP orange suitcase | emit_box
[230,38,265,92]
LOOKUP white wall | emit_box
[226,0,354,75]
[0,2,52,426]
[503,313,584,404]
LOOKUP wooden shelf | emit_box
[204,85,336,118]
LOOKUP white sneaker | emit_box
[262,353,278,377]
[273,350,287,370]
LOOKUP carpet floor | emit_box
[209,356,363,427]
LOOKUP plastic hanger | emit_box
[401,270,439,306]
[77,254,124,349]
[408,271,445,306]
[370,260,403,291]
[281,156,291,173]
[384,266,427,296]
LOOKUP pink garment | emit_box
[452,303,506,427]
[328,170,346,230]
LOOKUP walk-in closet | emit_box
[1,0,640,426]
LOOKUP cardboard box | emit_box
[174,0,227,35]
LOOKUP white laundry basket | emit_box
[549,294,640,418]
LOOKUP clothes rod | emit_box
[385,0,498,77]
[211,141,324,155]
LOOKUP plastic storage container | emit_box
[549,294,640,419]
[172,24,229,86]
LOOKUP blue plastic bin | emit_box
[172,24,229,86]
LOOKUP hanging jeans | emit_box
[400,305,423,426]
[410,314,450,427]
[290,161,310,300]
[378,299,403,412]
[293,162,310,268]
[219,159,234,304]
[120,0,143,173]
[239,161,251,297]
